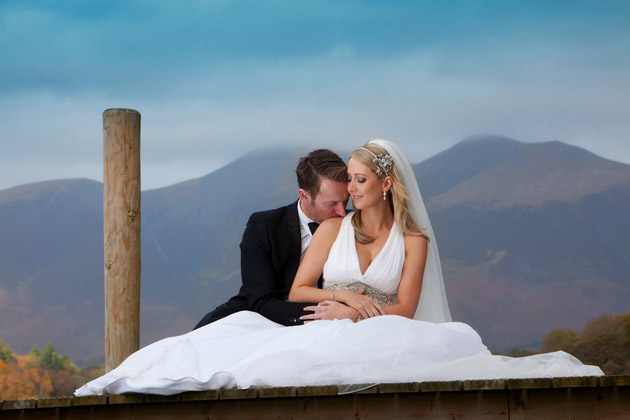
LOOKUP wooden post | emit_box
[103,108,141,372]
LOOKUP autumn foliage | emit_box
[501,313,630,375]
[0,342,103,400]
[540,313,630,375]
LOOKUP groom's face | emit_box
[300,178,349,224]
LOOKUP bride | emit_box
[76,139,602,396]
[289,139,450,324]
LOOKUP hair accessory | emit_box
[360,147,393,177]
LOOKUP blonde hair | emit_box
[349,142,427,244]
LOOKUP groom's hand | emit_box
[301,301,359,322]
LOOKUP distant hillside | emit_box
[416,135,630,346]
[0,149,312,363]
[1,136,629,362]
[138,148,310,345]
[0,179,104,362]
[418,134,630,208]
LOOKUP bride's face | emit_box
[347,158,385,210]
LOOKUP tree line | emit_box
[499,313,630,375]
[0,343,103,400]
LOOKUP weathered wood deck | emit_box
[2,376,629,419]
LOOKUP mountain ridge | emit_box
[418,136,630,210]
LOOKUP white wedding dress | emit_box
[76,214,603,396]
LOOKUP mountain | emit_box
[138,148,309,343]
[416,135,630,347]
[0,136,628,362]
[418,134,629,208]
[0,179,104,362]
[0,149,312,363]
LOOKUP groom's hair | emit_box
[296,149,347,197]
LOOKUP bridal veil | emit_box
[366,139,452,323]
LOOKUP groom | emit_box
[194,149,357,329]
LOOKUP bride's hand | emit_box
[335,289,386,319]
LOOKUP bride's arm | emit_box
[290,217,386,319]
[288,218,343,303]
[383,233,428,318]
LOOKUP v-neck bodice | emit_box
[355,217,396,276]
[323,212,405,300]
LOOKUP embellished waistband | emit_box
[323,281,394,306]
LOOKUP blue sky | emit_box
[1,0,629,190]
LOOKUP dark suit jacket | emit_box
[194,202,315,328]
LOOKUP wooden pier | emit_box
[2,376,629,419]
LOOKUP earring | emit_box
[383,191,387,201]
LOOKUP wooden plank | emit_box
[63,402,209,420]
[258,386,297,398]
[37,397,72,408]
[377,382,419,394]
[357,392,509,420]
[510,387,630,420]
[3,377,630,420]
[181,390,220,401]
[463,379,507,391]
[3,399,38,410]
[144,394,181,403]
[507,378,552,390]
[552,376,600,388]
[71,396,107,406]
[108,394,145,405]
[0,407,60,420]
[420,380,463,392]
[600,375,630,387]
[219,388,258,400]
[207,396,356,420]
[296,385,338,397]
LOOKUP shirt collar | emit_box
[297,199,315,234]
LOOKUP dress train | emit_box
[76,311,602,396]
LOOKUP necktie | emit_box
[308,222,319,235]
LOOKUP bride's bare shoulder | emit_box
[309,216,345,247]
[319,216,344,232]
[403,232,428,252]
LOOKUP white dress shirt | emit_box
[297,199,316,261]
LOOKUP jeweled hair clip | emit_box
[360,147,393,177]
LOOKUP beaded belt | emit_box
[323,281,394,306]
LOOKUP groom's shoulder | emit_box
[248,201,297,224]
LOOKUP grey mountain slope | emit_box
[416,136,630,284]
[414,136,630,346]
[417,134,630,208]
[0,136,628,361]
[0,149,310,361]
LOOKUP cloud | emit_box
[5,0,626,94]
[1,1,629,191]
